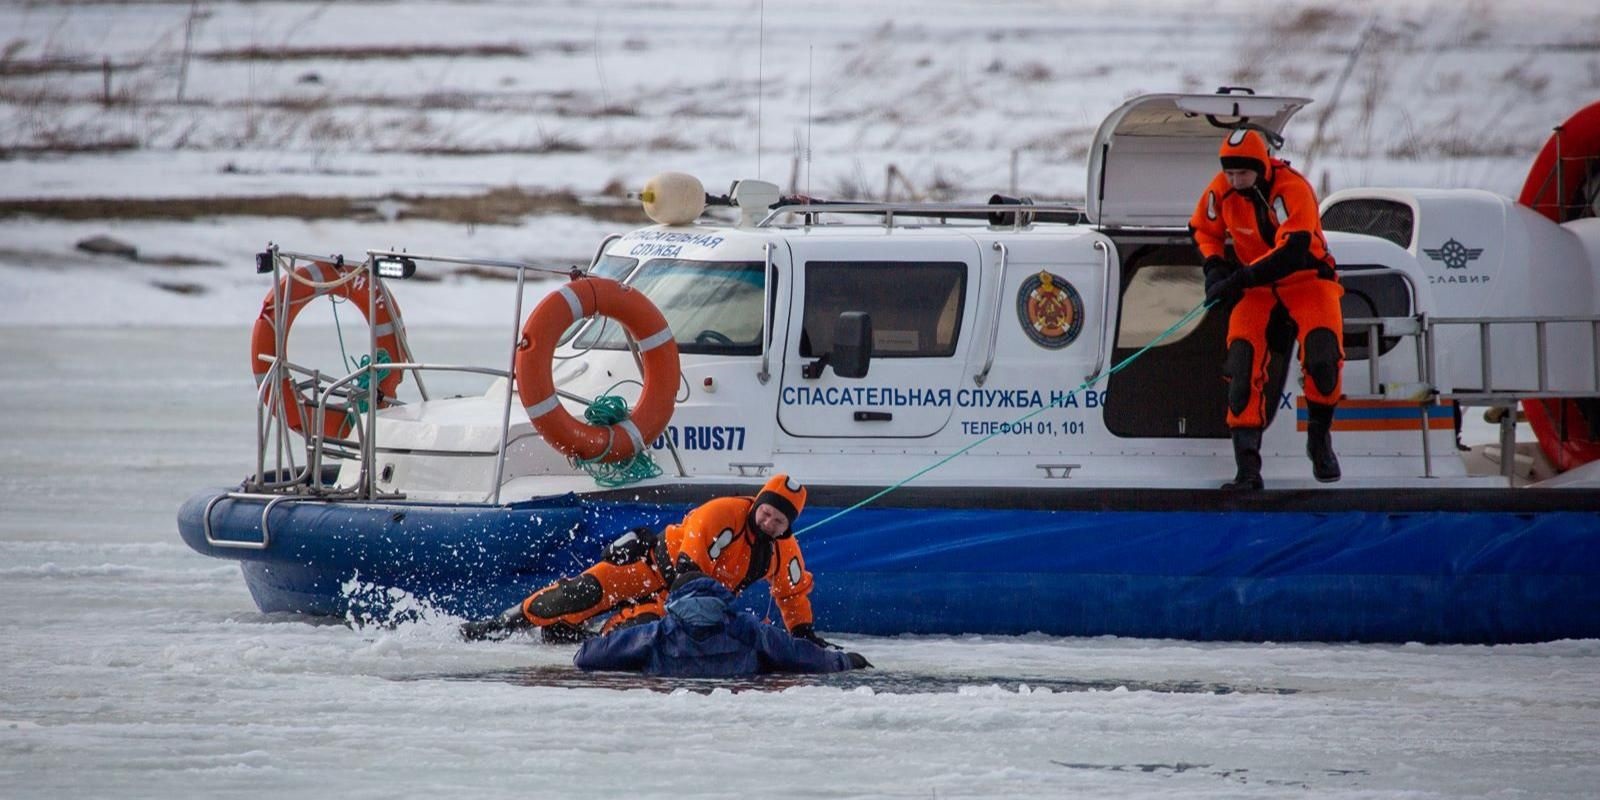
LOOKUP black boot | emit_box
[539,621,595,644]
[1221,428,1264,491]
[459,603,532,642]
[1306,402,1342,483]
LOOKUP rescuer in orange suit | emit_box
[1190,129,1344,489]
[459,474,838,648]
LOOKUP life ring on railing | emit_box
[250,260,407,439]
[514,277,679,463]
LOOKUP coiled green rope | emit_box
[574,386,663,488]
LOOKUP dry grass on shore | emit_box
[0,186,646,226]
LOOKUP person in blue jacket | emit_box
[573,576,872,677]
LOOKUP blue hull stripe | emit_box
[178,490,1600,644]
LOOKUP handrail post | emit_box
[490,266,529,505]
[1535,320,1549,391]
[308,367,323,485]
[364,259,379,500]
[254,244,281,491]
[272,254,298,491]
[1554,125,1565,220]
[1084,240,1115,383]
[1415,318,1434,478]
[1498,403,1518,481]
[1419,394,1434,478]
[1421,313,1436,399]
[1592,320,1600,392]
[758,241,773,384]
[589,233,621,270]
[973,241,1007,386]
[1367,323,1380,395]
[1479,322,1493,394]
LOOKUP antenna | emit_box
[806,44,813,198]
[593,18,608,111]
[756,0,765,180]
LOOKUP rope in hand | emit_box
[793,298,1217,536]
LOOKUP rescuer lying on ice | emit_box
[460,473,839,649]
[1190,128,1345,490]
[573,575,870,676]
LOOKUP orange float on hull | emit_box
[250,260,407,439]
[514,277,679,463]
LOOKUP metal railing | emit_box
[1342,304,1600,478]
[757,201,1087,230]
[234,243,690,529]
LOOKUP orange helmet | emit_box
[1219,129,1271,178]
[753,473,806,535]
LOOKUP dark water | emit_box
[406,664,1300,696]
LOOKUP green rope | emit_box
[350,350,392,414]
[794,298,1218,536]
[328,295,392,418]
[574,383,663,488]
[330,294,353,374]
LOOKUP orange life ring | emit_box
[514,277,680,463]
[250,260,407,439]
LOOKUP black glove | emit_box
[790,623,839,650]
[459,604,532,642]
[1204,267,1250,306]
[846,652,873,669]
[1202,255,1244,306]
[1201,255,1236,294]
[669,562,707,592]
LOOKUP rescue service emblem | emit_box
[1016,270,1084,349]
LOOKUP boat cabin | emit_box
[301,91,1600,502]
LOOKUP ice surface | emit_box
[0,304,1593,800]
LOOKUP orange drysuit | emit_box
[519,474,816,635]
[1190,130,1344,429]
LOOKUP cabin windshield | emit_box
[572,258,766,355]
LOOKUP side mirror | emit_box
[802,312,872,379]
[830,311,872,378]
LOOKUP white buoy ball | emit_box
[640,172,706,225]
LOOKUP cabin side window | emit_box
[1113,262,1207,349]
[800,261,966,358]
[1321,199,1415,249]
[571,258,766,355]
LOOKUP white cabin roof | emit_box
[1085,92,1311,229]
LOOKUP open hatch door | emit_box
[1086,91,1312,229]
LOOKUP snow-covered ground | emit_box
[3,2,1596,796]
[3,0,1598,331]
[4,0,1596,199]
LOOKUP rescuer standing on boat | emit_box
[460,473,839,648]
[1191,129,1344,489]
